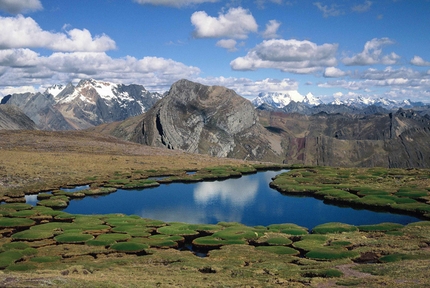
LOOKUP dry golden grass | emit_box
[0,130,256,196]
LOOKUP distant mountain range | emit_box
[1,79,162,130]
[252,92,429,115]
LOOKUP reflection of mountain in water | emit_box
[194,178,259,207]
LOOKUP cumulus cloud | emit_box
[318,67,430,95]
[133,0,219,7]
[313,2,344,17]
[0,0,42,14]
[324,67,348,78]
[0,49,201,93]
[411,55,430,66]
[352,1,372,13]
[191,7,258,39]
[0,15,116,52]
[216,39,237,52]
[262,20,281,39]
[230,39,338,74]
[342,38,400,66]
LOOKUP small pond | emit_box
[25,170,422,229]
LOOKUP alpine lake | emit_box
[25,169,422,229]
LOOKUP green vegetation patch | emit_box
[357,222,404,232]
[4,263,37,271]
[54,233,94,244]
[12,229,54,241]
[37,199,69,209]
[292,235,328,251]
[305,247,359,260]
[312,222,358,234]
[192,236,246,248]
[95,233,131,243]
[212,226,261,241]
[395,187,429,199]
[0,203,32,211]
[0,250,24,269]
[302,268,343,278]
[379,253,429,263]
[0,217,35,228]
[157,223,199,237]
[267,223,308,235]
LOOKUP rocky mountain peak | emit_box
[133,79,265,158]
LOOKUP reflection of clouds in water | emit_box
[194,178,259,207]
[136,206,209,224]
[25,195,38,205]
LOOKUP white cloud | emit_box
[352,1,372,13]
[0,0,42,14]
[133,0,219,7]
[197,76,299,99]
[230,39,338,73]
[0,49,201,93]
[262,20,281,39]
[411,55,430,66]
[0,15,116,52]
[342,38,400,66]
[191,7,258,39]
[216,39,237,52]
[0,85,38,97]
[324,67,348,78]
[313,2,344,17]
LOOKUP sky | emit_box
[0,0,430,103]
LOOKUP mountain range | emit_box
[91,79,430,168]
[2,78,430,168]
[1,79,162,130]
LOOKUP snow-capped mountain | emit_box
[252,91,425,113]
[252,91,322,108]
[2,79,162,130]
[330,97,423,109]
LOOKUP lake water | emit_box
[26,170,421,229]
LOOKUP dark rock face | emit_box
[258,109,430,168]
[131,79,279,160]
[0,105,37,130]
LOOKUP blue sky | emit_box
[0,0,429,103]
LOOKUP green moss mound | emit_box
[37,199,69,209]
[192,236,246,248]
[0,217,35,228]
[312,222,358,234]
[54,233,94,244]
[267,223,308,235]
[157,223,199,237]
[212,226,260,241]
[0,250,24,269]
[95,233,131,243]
[357,222,404,232]
[302,268,343,278]
[12,229,54,241]
[305,248,359,260]
[5,263,37,271]
[379,253,428,263]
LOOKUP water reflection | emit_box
[194,177,258,207]
[25,195,38,205]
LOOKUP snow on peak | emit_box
[252,91,322,108]
[45,84,65,97]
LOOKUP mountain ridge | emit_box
[1,79,162,130]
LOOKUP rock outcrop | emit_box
[121,79,278,161]
[0,105,37,130]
